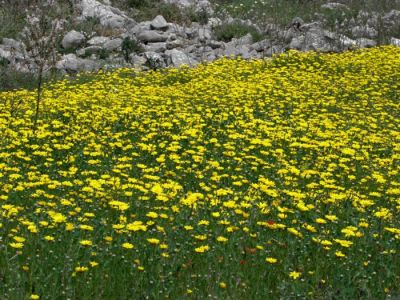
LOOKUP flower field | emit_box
[1,47,400,299]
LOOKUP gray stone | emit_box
[207,40,223,49]
[87,36,110,46]
[289,36,305,50]
[62,30,85,50]
[383,10,400,26]
[130,54,147,68]
[0,47,12,62]
[151,15,169,30]
[129,22,151,35]
[290,17,304,29]
[234,33,253,46]
[198,27,212,42]
[391,37,400,47]
[283,27,300,43]
[1,38,24,51]
[222,44,250,58]
[351,25,378,39]
[103,38,123,51]
[300,22,322,32]
[144,51,166,69]
[56,54,100,72]
[165,49,194,67]
[265,45,284,57]
[356,38,377,48]
[338,34,357,49]
[167,39,184,50]
[321,2,349,10]
[137,31,169,43]
[80,0,135,29]
[76,46,103,57]
[145,42,167,53]
[163,0,213,14]
[250,39,272,52]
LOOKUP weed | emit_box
[213,22,263,42]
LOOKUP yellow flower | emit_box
[9,242,24,249]
[13,236,26,243]
[219,282,227,289]
[79,240,93,246]
[109,200,130,211]
[89,261,99,267]
[146,211,158,218]
[75,266,89,272]
[30,294,40,300]
[335,251,346,258]
[265,257,278,264]
[194,245,210,253]
[289,271,301,279]
[147,238,160,245]
[122,242,134,249]
[216,236,228,243]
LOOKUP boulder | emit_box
[79,0,135,29]
[166,39,184,50]
[356,38,376,48]
[0,47,12,62]
[207,40,223,49]
[62,30,85,50]
[289,36,305,50]
[130,54,147,68]
[56,53,100,72]
[144,51,166,69]
[103,38,123,51]
[391,37,400,47]
[321,2,349,10]
[163,0,213,15]
[1,38,25,51]
[290,17,304,29]
[165,49,195,67]
[351,25,378,39]
[265,45,284,57]
[76,46,103,57]
[87,36,110,46]
[150,15,169,30]
[250,39,272,52]
[137,31,169,43]
[223,44,250,58]
[145,42,167,53]
[383,10,400,27]
[198,27,212,42]
[338,34,357,49]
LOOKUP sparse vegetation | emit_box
[213,22,263,42]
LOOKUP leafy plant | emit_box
[213,22,263,42]
[121,37,143,62]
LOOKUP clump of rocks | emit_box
[1,0,400,75]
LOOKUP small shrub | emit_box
[213,23,263,42]
[121,37,143,62]
[99,48,109,60]
[127,0,152,9]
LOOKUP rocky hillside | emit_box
[1,0,400,86]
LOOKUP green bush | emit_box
[213,23,263,42]
[121,37,144,62]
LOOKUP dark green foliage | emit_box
[213,23,263,42]
[121,37,143,62]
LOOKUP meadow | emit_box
[0,46,400,299]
